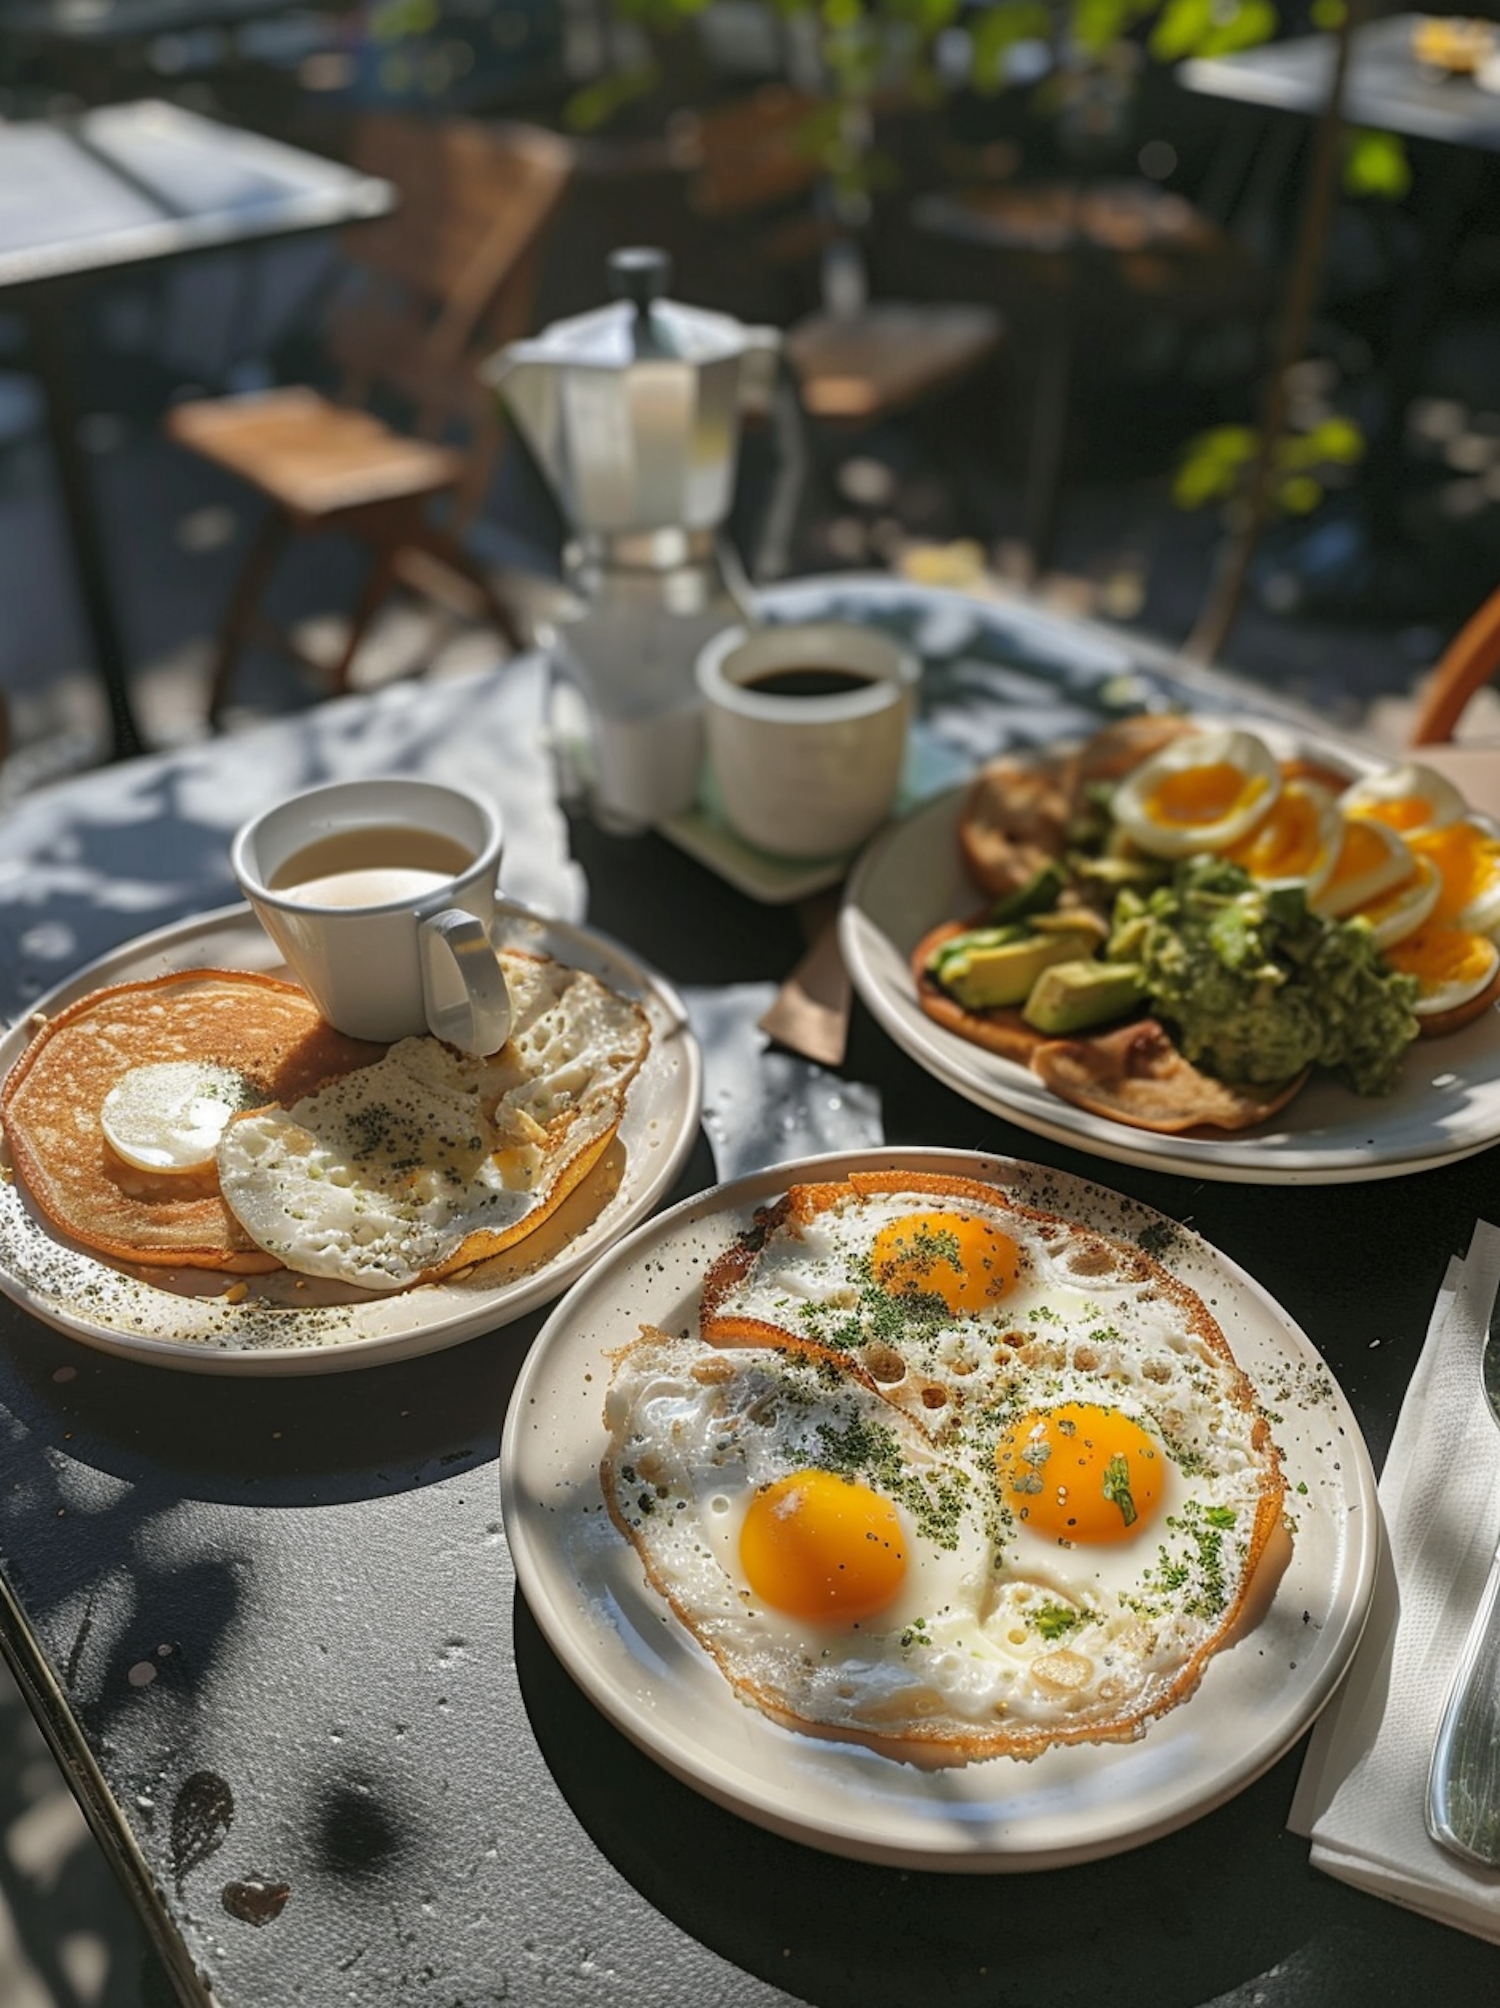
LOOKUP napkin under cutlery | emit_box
[1290,1218,1500,1941]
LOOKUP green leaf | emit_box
[1102,1453,1138,1527]
[1344,128,1411,199]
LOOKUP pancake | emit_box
[0,970,384,1272]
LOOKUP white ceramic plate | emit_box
[0,905,702,1375]
[500,1146,1378,1872]
[839,727,1500,1183]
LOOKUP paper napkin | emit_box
[1290,1218,1500,1941]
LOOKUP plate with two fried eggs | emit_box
[840,715,1500,1182]
[0,903,701,1373]
[501,1148,1377,1869]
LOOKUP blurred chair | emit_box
[910,176,1271,574]
[1411,584,1500,745]
[1407,583,1500,819]
[666,87,1003,570]
[167,113,572,723]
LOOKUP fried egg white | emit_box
[216,950,648,1289]
[1109,727,1281,860]
[608,1174,1284,1760]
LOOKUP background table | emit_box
[1179,13,1500,618]
[0,576,1497,2005]
[0,98,392,759]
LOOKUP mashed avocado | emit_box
[1108,858,1420,1094]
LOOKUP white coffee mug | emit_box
[696,621,919,859]
[231,777,512,1053]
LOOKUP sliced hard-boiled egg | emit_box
[1110,727,1281,859]
[101,1062,253,1173]
[1222,776,1343,894]
[1337,761,1468,842]
[1408,814,1500,939]
[1382,924,1500,1018]
[1351,853,1442,950]
[1310,815,1416,919]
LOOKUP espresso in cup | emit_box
[232,778,512,1053]
[696,621,919,859]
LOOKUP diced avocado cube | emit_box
[1022,960,1148,1035]
[939,927,1106,1011]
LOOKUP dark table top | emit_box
[0,97,391,290]
[0,576,1497,2005]
[1179,10,1500,149]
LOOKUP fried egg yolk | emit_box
[997,1402,1164,1545]
[739,1469,908,1622]
[869,1209,1020,1315]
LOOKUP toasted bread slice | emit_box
[1,969,383,1271]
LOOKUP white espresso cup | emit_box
[231,777,512,1053]
[695,621,919,859]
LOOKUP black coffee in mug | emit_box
[742,666,877,699]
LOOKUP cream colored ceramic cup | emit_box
[231,777,512,1053]
[696,621,919,859]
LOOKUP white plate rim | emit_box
[838,721,1500,1184]
[0,902,703,1375]
[500,1144,1380,1872]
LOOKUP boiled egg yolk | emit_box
[1310,815,1415,919]
[1352,854,1441,949]
[739,1470,907,1621]
[1110,728,1281,859]
[870,1209,1019,1314]
[997,1401,1163,1545]
[1338,762,1467,841]
[1408,818,1500,937]
[100,1062,252,1173]
[1381,923,1500,1017]
[1222,777,1341,893]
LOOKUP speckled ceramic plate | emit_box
[840,721,1500,1183]
[501,1146,1378,1872]
[0,904,702,1375]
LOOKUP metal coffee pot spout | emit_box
[484,246,779,547]
[485,249,780,830]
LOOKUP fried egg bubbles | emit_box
[603,1302,1285,1759]
[1221,777,1342,894]
[603,1332,990,1654]
[1110,728,1281,860]
[997,1401,1164,1545]
[869,1209,1020,1315]
[1382,922,1500,1017]
[1338,761,1468,841]
[101,1062,253,1173]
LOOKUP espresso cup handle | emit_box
[418,909,512,1055]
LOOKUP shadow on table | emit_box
[513,1588,1496,2008]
